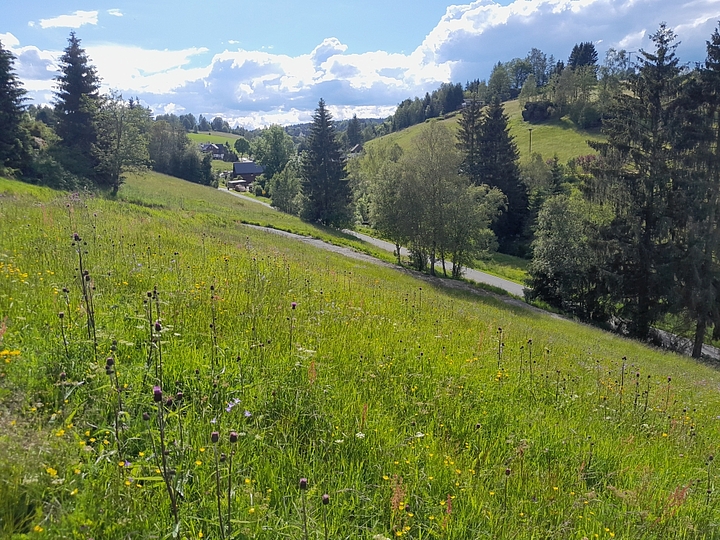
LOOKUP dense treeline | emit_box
[0,33,213,191]
[528,24,720,357]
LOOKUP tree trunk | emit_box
[692,318,707,359]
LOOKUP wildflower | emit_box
[229,431,238,443]
[322,494,330,505]
[299,478,308,490]
[291,302,297,309]
[249,507,255,514]
[153,386,162,403]
[211,431,219,443]
[154,320,162,332]
[356,432,365,439]
[46,467,58,477]
[226,397,241,412]
[244,410,252,418]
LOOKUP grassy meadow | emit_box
[366,100,603,164]
[0,172,719,539]
[188,132,242,146]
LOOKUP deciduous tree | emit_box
[93,92,151,194]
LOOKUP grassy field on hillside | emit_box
[188,131,242,145]
[0,174,719,539]
[367,101,604,164]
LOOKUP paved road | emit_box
[225,188,275,209]
[221,188,719,361]
[343,229,526,297]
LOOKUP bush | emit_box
[522,101,553,123]
[569,102,602,129]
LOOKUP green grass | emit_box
[211,160,234,173]
[367,100,604,164]
[188,131,242,145]
[0,173,719,539]
[475,252,529,284]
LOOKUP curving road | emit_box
[221,188,719,360]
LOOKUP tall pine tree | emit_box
[672,25,720,356]
[0,40,27,170]
[588,24,685,339]
[300,99,352,227]
[54,32,101,178]
[456,93,483,183]
[476,97,528,253]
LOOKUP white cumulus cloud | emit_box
[107,9,123,17]
[36,10,99,29]
[7,0,720,128]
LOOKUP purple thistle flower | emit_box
[153,386,162,402]
[291,302,297,309]
[299,478,308,490]
[211,431,219,443]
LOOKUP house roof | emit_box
[233,161,264,175]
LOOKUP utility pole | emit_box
[528,127,533,155]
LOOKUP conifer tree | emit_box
[456,93,483,183]
[588,23,685,339]
[0,40,27,170]
[54,32,101,177]
[476,97,528,253]
[300,99,352,226]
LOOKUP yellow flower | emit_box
[198,532,204,538]
[70,488,78,496]
[245,478,251,485]
[195,460,202,466]
[249,507,255,514]
[33,525,44,532]
[46,467,58,477]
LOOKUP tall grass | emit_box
[0,174,718,539]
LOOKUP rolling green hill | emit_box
[188,131,242,145]
[367,99,605,164]
[0,173,718,539]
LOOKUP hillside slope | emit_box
[367,99,604,164]
[0,173,717,539]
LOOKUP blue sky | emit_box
[2,0,720,127]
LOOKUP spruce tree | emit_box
[476,97,528,253]
[673,25,720,356]
[588,23,685,339]
[300,99,352,227]
[456,93,483,183]
[54,32,101,177]
[0,40,27,170]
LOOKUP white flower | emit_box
[355,432,365,439]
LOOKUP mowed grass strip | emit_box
[0,174,717,539]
